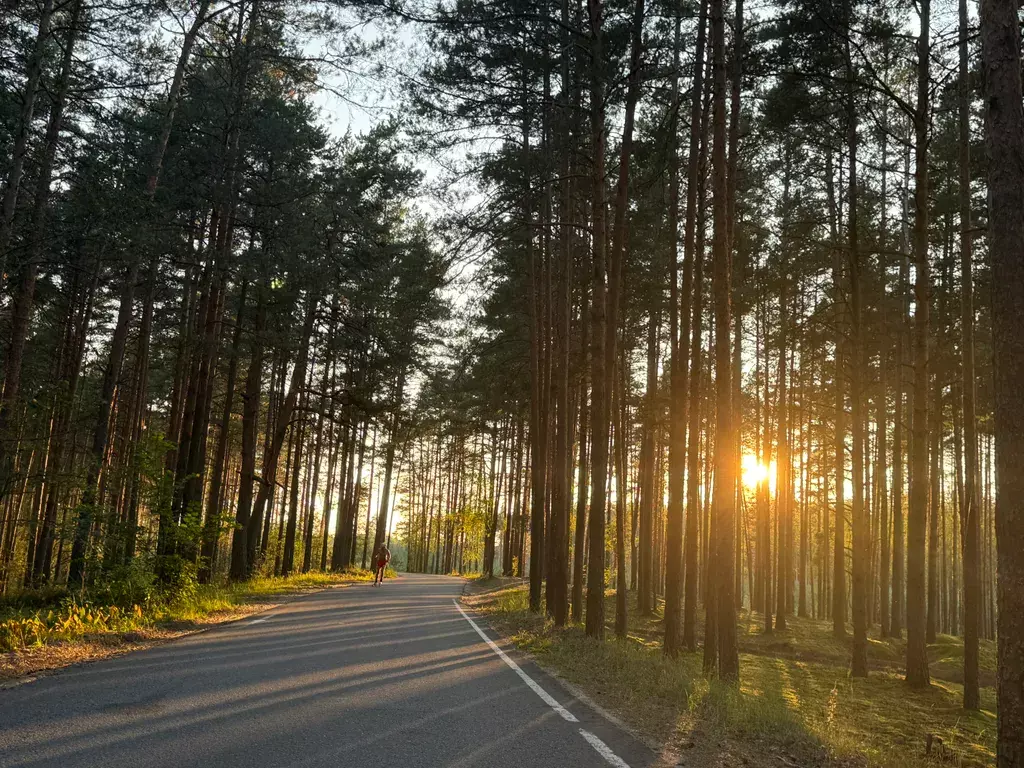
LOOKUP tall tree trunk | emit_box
[775,147,792,633]
[144,0,214,196]
[614,361,628,637]
[549,0,574,625]
[906,0,931,689]
[878,344,890,638]
[638,288,660,616]
[524,51,547,614]
[318,392,339,573]
[877,63,892,638]
[606,0,644,641]
[979,0,1024,761]
[640,0,672,611]
[684,95,710,652]
[301,374,328,574]
[348,420,369,568]
[373,374,405,553]
[958,0,981,711]
[892,148,911,639]
[845,7,868,675]
[230,284,266,580]
[727,0,744,620]
[671,0,708,656]
[282,386,308,577]
[927,378,941,644]
[828,146,847,638]
[358,425,377,570]
[710,0,738,681]
[757,281,774,632]
[584,0,609,639]
[571,349,590,620]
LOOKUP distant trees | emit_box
[0,0,446,590]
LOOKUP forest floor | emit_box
[0,568,385,685]
[462,579,996,768]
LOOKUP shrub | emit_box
[91,559,158,610]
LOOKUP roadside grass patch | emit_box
[0,603,150,653]
[0,567,377,654]
[464,583,996,768]
[238,568,377,598]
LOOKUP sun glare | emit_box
[741,453,775,491]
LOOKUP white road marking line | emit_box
[452,601,576,722]
[579,728,632,768]
[246,618,269,625]
[453,599,632,768]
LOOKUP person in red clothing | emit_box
[373,543,391,586]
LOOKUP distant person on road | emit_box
[374,544,391,586]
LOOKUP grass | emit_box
[0,567,384,658]
[233,568,386,598]
[464,582,996,768]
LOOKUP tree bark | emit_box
[283,379,310,577]
[979,0,1024,760]
[828,145,847,639]
[549,0,574,625]
[373,374,405,553]
[606,0,644,641]
[675,0,709,656]
[710,0,738,681]
[958,0,981,710]
[584,0,608,640]
[892,147,911,639]
[230,284,266,580]
[684,86,711,652]
[906,0,931,689]
[845,3,868,676]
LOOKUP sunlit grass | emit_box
[238,567,380,597]
[464,583,997,768]
[0,568,379,653]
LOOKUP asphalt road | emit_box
[0,573,654,767]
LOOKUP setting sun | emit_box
[741,453,775,491]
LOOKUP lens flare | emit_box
[741,453,774,490]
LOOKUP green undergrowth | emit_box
[465,582,996,768]
[0,567,380,653]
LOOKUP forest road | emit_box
[0,573,655,767]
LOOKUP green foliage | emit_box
[154,556,200,605]
[0,569,378,654]
[0,586,71,614]
[91,559,159,610]
[0,602,148,653]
